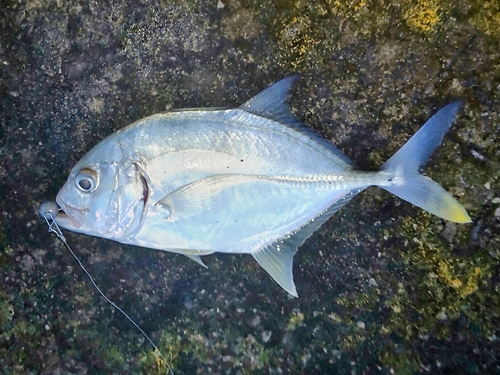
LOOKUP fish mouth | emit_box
[55,196,87,229]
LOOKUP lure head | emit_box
[55,140,148,240]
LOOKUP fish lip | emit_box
[55,196,87,229]
[54,210,78,229]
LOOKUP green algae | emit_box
[138,333,181,374]
[469,1,500,40]
[136,328,275,374]
[103,345,126,367]
[0,294,14,329]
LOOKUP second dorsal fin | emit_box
[239,76,354,166]
[239,76,302,126]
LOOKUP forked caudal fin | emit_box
[380,102,471,223]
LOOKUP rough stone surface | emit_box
[1,0,499,374]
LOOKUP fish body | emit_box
[55,77,470,296]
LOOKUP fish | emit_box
[54,76,471,297]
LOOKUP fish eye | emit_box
[75,168,99,192]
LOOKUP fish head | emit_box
[55,149,148,240]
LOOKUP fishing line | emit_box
[39,202,174,375]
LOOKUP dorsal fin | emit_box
[252,188,363,297]
[239,76,301,125]
[240,77,353,166]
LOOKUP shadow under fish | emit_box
[50,76,471,297]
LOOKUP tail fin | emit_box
[380,103,471,223]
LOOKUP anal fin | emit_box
[252,189,362,297]
[253,243,298,297]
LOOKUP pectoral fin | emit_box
[156,174,261,220]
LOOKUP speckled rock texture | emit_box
[1,0,499,374]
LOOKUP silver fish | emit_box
[54,77,471,296]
